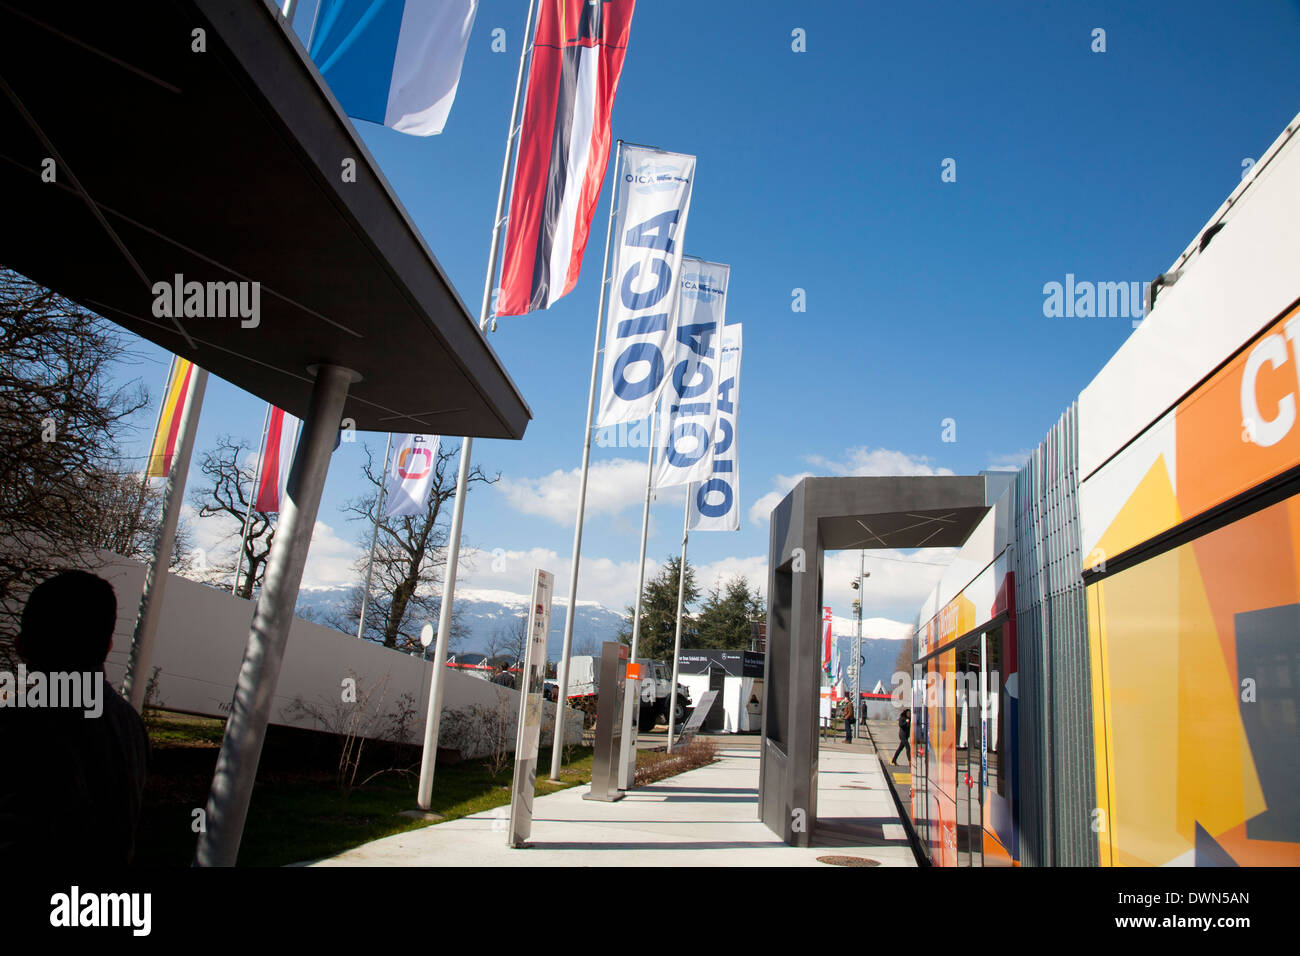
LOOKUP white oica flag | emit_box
[383,433,441,518]
[597,146,697,427]
[688,323,741,531]
[654,259,729,489]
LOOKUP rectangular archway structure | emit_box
[760,476,1003,846]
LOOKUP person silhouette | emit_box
[0,570,149,863]
[892,707,912,766]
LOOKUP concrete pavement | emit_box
[309,740,915,867]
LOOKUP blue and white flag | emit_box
[309,0,478,136]
[688,324,742,531]
[654,259,729,490]
[383,433,441,517]
[596,146,697,427]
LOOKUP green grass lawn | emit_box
[134,711,628,867]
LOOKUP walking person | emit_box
[892,707,911,765]
[841,697,855,743]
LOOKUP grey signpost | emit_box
[584,641,628,802]
[508,569,554,847]
[617,662,640,791]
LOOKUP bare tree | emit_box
[485,613,527,668]
[78,466,196,573]
[188,434,275,598]
[329,440,496,653]
[0,269,151,650]
[573,634,602,657]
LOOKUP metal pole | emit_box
[123,366,208,709]
[232,403,271,597]
[356,431,393,639]
[417,0,538,809]
[666,491,690,752]
[196,363,357,866]
[628,404,658,663]
[551,138,623,781]
[614,403,657,786]
[854,549,862,722]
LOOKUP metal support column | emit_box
[195,363,358,866]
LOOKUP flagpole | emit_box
[356,431,393,639]
[232,403,271,597]
[549,141,623,781]
[666,489,690,752]
[627,404,658,663]
[614,402,658,788]
[418,0,539,810]
[124,365,209,709]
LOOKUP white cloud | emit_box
[805,447,955,478]
[821,548,955,626]
[455,547,771,614]
[748,446,954,526]
[496,458,674,524]
[693,554,769,596]
[185,499,361,591]
[300,521,362,589]
[457,545,653,612]
[985,449,1031,472]
[748,470,815,527]
[829,615,915,640]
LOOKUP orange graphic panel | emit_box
[1177,304,1300,521]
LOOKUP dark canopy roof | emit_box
[0,0,530,437]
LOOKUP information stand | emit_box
[584,641,627,802]
[508,569,553,847]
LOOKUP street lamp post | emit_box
[850,556,870,724]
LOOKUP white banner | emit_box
[596,146,697,427]
[654,259,729,489]
[688,323,742,531]
[383,433,441,518]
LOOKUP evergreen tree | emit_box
[694,575,766,650]
[617,555,699,661]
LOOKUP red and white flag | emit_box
[495,0,636,316]
[822,607,834,677]
[254,405,300,513]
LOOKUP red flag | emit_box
[496,0,636,316]
[822,607,833,676]
[254,406,300,513]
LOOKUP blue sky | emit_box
[112,0,1300,633]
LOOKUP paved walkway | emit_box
[310,742,915,867]
[863,719,914,813]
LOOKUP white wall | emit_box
[94,554,583,758]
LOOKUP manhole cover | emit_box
[817,855,881,867]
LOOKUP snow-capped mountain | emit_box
[292,584,627,658]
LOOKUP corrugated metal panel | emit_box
[1013,403,1097,866]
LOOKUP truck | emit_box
[562,656,692,730]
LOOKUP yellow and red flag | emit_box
[146,357,196,477]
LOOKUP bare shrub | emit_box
[634,738,717,787]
